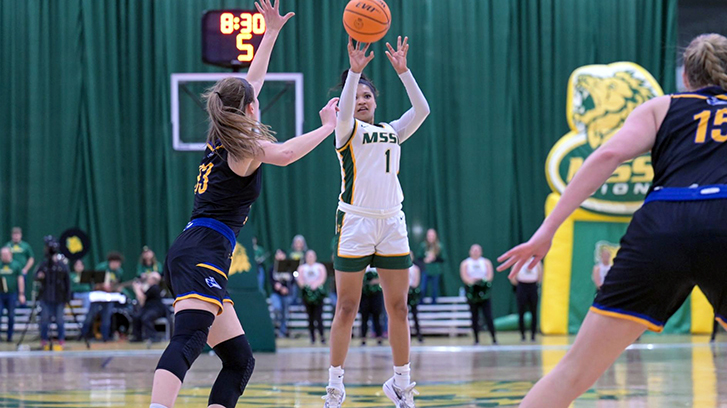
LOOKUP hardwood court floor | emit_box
[0,333,725,407]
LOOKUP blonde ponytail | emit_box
[203,77,276,161]
[684,34,727,91]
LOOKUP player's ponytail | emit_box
[204,77,276,161]
[684,34,727,91]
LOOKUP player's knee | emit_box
[156,309,215,382]
[208,334,255,408]
[385,297,409,321]
[336,298,359,321]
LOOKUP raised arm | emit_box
[246,0,295,97]
[254,98,339,166]
[336,38,374,148]
[386,36,430,143]
[497,95,671,277]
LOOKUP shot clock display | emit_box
[202,10,267,68]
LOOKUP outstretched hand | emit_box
[496,225,554,279]
[348,37,375,74]
[385,36,409,75]
[255,0,294,32]
[319,97,340,129]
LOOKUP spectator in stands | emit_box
[0,247,25,342]
[253,236,269,293]
[137,246,162,278]
[82,251,124,342]
[592,246,612,290]
[360,267,384,346]
[460,244,497,345]
[131,271,166,343]
[510,259,542,342]
[419,228,445,304]
[297,250,327,344]
[289,234,308,261]
[288,235,307,304]
[35,236,71,351]
[408,252,423,343]
[270,249,296,338]
[4,228,35,295]
[70,259,92,311]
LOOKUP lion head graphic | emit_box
[572,71,655,149]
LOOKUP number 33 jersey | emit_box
[190,144,262,235]
[336,119,404,212]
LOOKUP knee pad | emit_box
[156,309,215,382]
[208,334,256,408]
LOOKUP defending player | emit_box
[148,2,340,407]
[497,34,727,407]
[323,37,430,408]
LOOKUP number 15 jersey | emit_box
[336,119,403,212]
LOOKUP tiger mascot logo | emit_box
[546,62,664,215]
[573,71,656,149]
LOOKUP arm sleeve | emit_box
[389,70,430,144]
[335,70,361,149]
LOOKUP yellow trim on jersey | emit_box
[173,294,224,314]
[196,263,227,280]
[336,213,372,259]
[589,306,663,332]
[336,213,346,258]
[223,298,235,305]
[336,120,358,153]
[672,94,708,100]
[349,144,358,203]
[374,252,410,257]
[717,316,727,331]
[206,143,225,151]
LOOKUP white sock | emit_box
[149,404,169,408]
[393,363,411,389]
[328,365,345,390]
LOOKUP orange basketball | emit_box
[343,0,391,44]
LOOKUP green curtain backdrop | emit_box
[0,0,677,318]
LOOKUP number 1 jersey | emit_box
[336,119,404,211]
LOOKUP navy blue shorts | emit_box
[592,200,727,332]
[164,220,235,314]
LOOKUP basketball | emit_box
[343,0,391,44]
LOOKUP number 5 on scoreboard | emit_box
[236,32,254,62]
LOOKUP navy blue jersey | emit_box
[651,86,727,189]
[190,144,262,235]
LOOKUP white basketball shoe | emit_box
[322,386,346,408]
[383,376,419,408]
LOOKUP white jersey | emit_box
[464,257,488,281]
[337,119,404,213]
[299,263,323,285]
[517,263,540,283]
[598,263,611,284]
